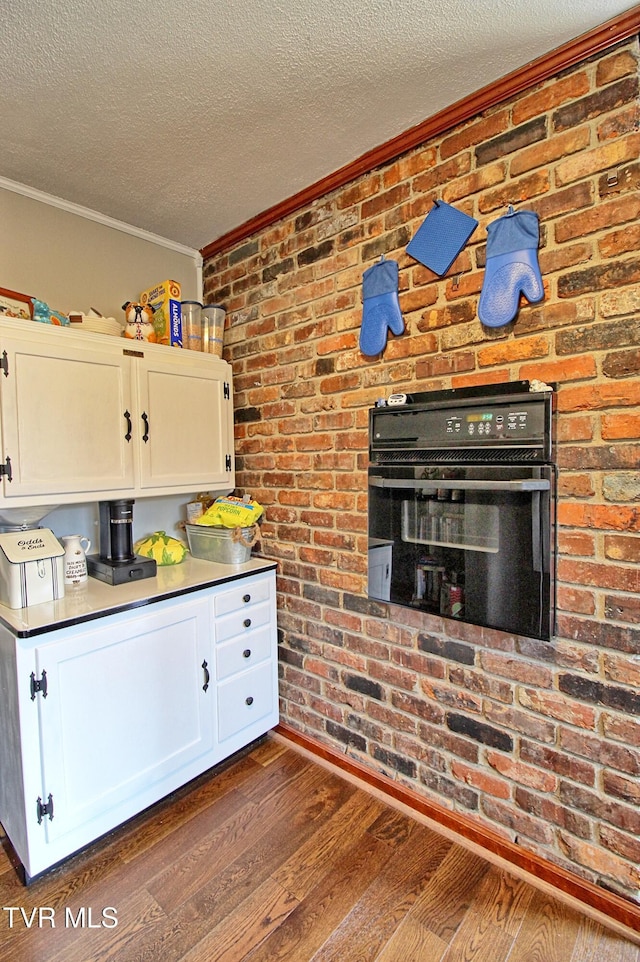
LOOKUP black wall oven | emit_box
[368,382,556,641]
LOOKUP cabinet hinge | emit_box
[0,351,8,377]
[30,669,48,700]
[0,456,12,482]
[36,793,54,824]
[225,454,232,472]
[224,382,230,400]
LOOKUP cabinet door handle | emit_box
[243,594,251,603]
[202,660,210,692]
[124,410,132,442]
[243,648,251,658]
[245,696,254,706]
[243,618,251,628]
[141,412,150,443]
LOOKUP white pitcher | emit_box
[62,534,91,585]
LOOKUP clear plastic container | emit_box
[181,300,203,351]
[202,304,225,357]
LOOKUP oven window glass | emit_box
[368,465,554,641]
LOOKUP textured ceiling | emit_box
[1,0,636,251]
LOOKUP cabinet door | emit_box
[0,332,135,499]
[34,596,213,849]
[135,353,234,492]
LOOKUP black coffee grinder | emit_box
[87,498,157,585]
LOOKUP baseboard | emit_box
[273,722,640,941]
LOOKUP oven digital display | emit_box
[466,412,493,422]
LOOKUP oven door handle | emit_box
[369,478,550,492]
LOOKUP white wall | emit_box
[0,184,200,321]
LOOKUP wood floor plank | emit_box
[148,762,340,914]
[178,877,299,962]
[375,917,448,962]
[439,912,516,962]
[405,843,491,941]
[463,865,534,936]
[367,807,422,847]
[570,917,640,962]
[507,888,582,962]
[243,829,395,962]
[308,824,453,962]
[248,737,289,767]
[271,788,388,898]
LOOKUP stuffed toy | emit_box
[122,301,157,341]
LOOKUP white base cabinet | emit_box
[0,569,278,880]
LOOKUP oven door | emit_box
[368,463,556,641]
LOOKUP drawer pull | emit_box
[243,618,252,628]
[243,648,251,658]
[245,696,254,706]
[202,660,210,692]
[243,593,251,603]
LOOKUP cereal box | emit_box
[139,279,183,346]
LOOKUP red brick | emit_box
[557,531,595,556]
[556,134,640,186]
[558,833,640,889]
[440,110,510,159]
[596,50,639,86]
[482,797,554,844]
[512,73,591,125]
[559,502,640,533]
[336,174,382,209]
[558,557,638,592]
[604,534,640,563]
[485,751,557,792]
[477,336,550,367]
[451,761,511,799]
[601,413,640,440]
[518,689,596,729]
[556,586,596,615]
[519,355,596,384]
[480,652,553,687]
[555,194,640,244]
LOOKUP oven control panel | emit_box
[370,390,553,458]
[445,406,534,439]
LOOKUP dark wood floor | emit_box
[0,737,638,962]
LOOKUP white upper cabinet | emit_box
[0,317,234,507]
[135,351,234,492]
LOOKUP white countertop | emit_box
[0,555,277,637]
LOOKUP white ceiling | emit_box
[1,1,636,251]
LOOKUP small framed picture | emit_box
[0,287,33,320]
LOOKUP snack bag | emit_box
[195,496,263,528]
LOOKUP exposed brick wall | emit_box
[204,39,640,898]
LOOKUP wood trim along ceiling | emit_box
[274,722,640,940]
[200,5,640,261]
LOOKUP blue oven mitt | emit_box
[478,206,544,328]
[359,257,405,356]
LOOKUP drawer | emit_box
[217,661,274,742]
[215,625,272,680]
[215,601,271,644]
[214,576,271,617]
